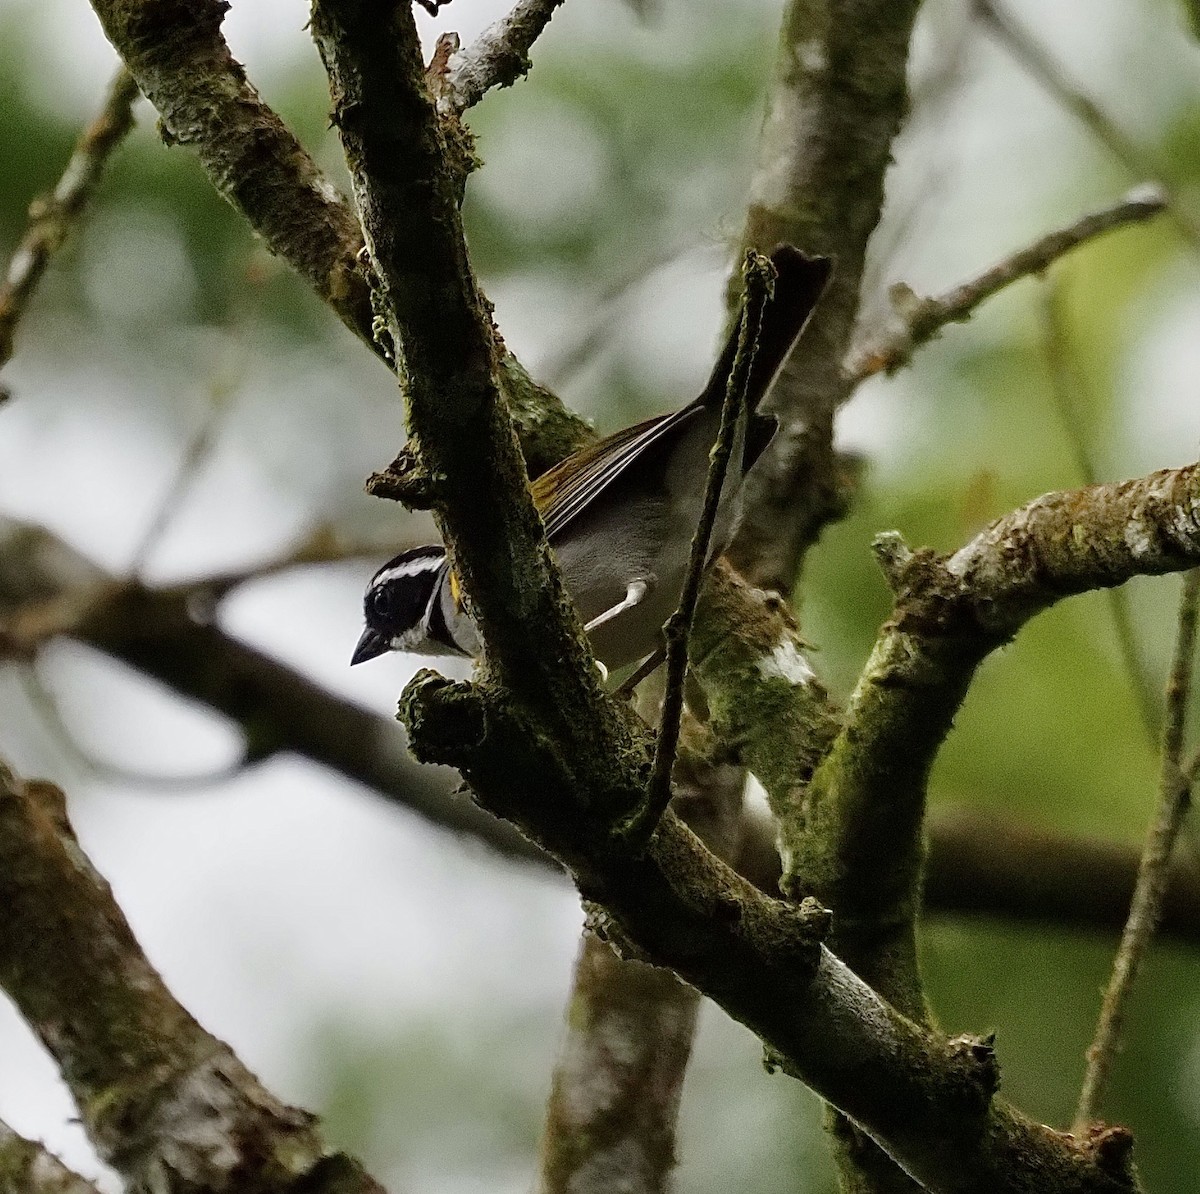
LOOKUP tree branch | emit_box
[0,517,540,866]
[0,67,140,377]
[85,0,591,475]
[922,810,1200,944]
[792,461,1200,1014]
[728,0,923,595]
[724,8,923,1185]
[0,1120,102,1194]
[1075,569,1200,1131]
[87,0,378,351]
[845,186,1167,384]
[0,761,387,1194]
[439,0,567,114]
[643,255,773,839]
[311,0,641,811]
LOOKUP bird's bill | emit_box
[350,626,389,666]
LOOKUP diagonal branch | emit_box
[87,0,378,351]
[0,517,538,865]
[0,67,140,376]
[439,0,567,114]
[791,461,1200,1015]
[1075,569,1200,1132]
[0,1119,103,1194]
[0,761,387,1194]
[311,0,637,793]
[85,0,591,474]
[641,254,773,839]
[845,186,1167,385]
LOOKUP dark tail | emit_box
[699,246,832,411]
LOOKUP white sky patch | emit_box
[756,638,814,686]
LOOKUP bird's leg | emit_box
[613,644,666,698]
[584,578,650,633]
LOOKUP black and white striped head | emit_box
[351,546,449,665]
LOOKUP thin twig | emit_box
[973,0,1200,251]
[634,252,773,840]
[846,185,1166,384]
[1074,568,1200,1132]
[128,401,231,578]
[0,67,140,375]
[437,0,566,114]
[1039,279,1160,745]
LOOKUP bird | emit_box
[351,246,831,674]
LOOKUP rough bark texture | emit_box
[0,764,386,1194]
[729,0,923,595]
[538,748,746,1194]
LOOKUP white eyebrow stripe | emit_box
[373,554,446,585]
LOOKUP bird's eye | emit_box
[370,584,396,621]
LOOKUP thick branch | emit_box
[729,0,923,594]
[311,0,642,815]
[793,463,1200,1009]
[0,762,385,1194]
[0,518,538,865]
[923,810,1200,943]
[727,7,924,1187]
[400,667,1136,1194]
[87,0,377,350]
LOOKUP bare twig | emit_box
[128,398,231,577]
[439,0,566,113]
[1040,278,1159,744]
[637,253,772,840]
[973,0,1200,250]
[1075,568,1200,1131]
[846,186,1166,384]
[0,67,140,374]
